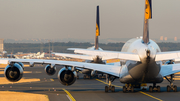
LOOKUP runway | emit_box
[1,65,180,101]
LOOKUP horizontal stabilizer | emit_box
[53,52,121,61]
[52,52,93,60]
[68,48,140,61]
[155,51,180,61]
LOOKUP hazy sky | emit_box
[0,0,180,41]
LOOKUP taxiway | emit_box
[1,65,180,101]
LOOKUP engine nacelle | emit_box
[58,67,77,86]
[17,62,24,70]
[44,64,56,76]
[16,62,24,68]
[164,60,174,65]
[4,63,23,82]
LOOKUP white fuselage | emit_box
[119,38,163,84]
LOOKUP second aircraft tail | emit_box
[95,5,100,50]
[143,0,152,44]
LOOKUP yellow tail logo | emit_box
[96,23,100,36]
[145,0,152,19]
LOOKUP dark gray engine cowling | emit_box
[4,63,23,82]
[44,64,56,76]
[58,67,77,86]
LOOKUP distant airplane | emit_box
[52,6,120,79]
[22,52,45,59]
[0,51,17,58]
[1,0,180,93]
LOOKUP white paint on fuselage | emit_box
[121,38,161,61]
[119,38,163,83]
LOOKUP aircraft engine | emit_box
[91,56,105,64]
[4,63,23,82]
[17,62,24,70]
[58,67,77,86]
[164,60,174,65]
[45,64,56,75]
[16,62,24,68]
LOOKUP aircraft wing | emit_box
[52,52,122,60]
[0,59,121,77]
[155,51,180,61]
[68,48,140,61]
[160,64,180,77]
[52,52,93,60]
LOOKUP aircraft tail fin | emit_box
[143,0,152,44]
[95,5,100,50]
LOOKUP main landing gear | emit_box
[122,84,134,93]
[83,74,91,79]
[165,74,177,92]
[105,75,116,93]
[148,83,161,92]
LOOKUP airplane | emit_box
[0,51,18,58]
[52,6,120,79]
[1,0,180,93]
[22,52,45,59]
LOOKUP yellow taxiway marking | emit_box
[96,79,163,101]
[50,79,54,81]
[0,77,40,85]
[0,71,4,74]
[62,89,76,101]
[0,71,33,74]
[24,71,32,73]
[0,91,49,101]
[175,72,180,74]
[0,64,29,68]
[163,77,180,80]
[96,79,122,88]
[0,71,42,75]
[139,91,163,101]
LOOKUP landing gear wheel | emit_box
[105,86,108,93]
[111,86,115,92]
[165,73,178,92]
[77,75,79,79]
[149,86,153,92]
[167,85,171,92]
[157,86,161,92]
[174,85,177,92]
[83,75,86,79]
[123,86,126,93]
[99,75,102,79]
[131,86,134,92]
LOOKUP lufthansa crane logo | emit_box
[96,23,99,36]
[145,0,151,19]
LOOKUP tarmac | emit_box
[1,64,180,101]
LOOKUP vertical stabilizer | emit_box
[143,0,152,44]
[95,6,100,50]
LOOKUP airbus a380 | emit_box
[52,6,120,79]
[1,0,180,93]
